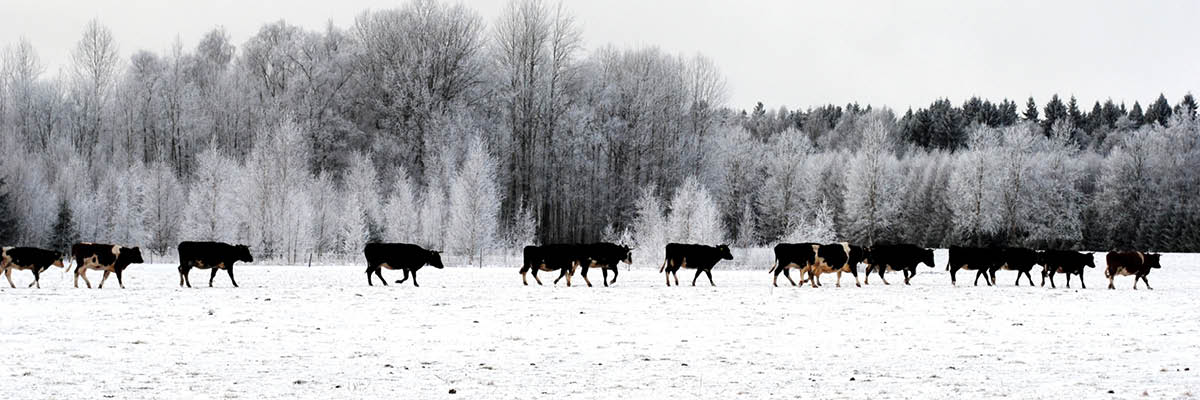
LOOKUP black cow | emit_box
[990,247,1041,286]
[519,244,584,286]
[1039,250,1095,289]
[2,247,66,288]
[177,241,254,288]
[863,244,934,285]
[768,243,819,287]
[807,243,867,288]
[72,242,144,289]
[576,242,633,287]
[946,246,1000,286]
[1105,251,1161,290]
[363,242,444,287]
[660,243,733,286]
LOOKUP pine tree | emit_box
[1023,97,1039,122]
[1128,102,1145,128]
[0,177,18,244]
[1145,93,1173,126]
[48,199,79,253]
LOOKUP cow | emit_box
[768,243,819,287]
[519,244,583,286]
[363,242,444,287]
[177,241,254,288]
[575,242,633,287]
[2,247,66,288]
[71,242,144,289]
[863,244,934,285]
[989,247,1041,286]
[1039,250,1095,289]
[660,243,733,286]
[1105,251,1162,290]
[806,242,867,288]
[946,246,1000,286]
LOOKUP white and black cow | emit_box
[575,242,633,287]
[363,242,444,287]
[1039,250,1095,289]
[660,243,733,286]
[768,243,819,287]
[2,246,66,288]
[990,247,1041,286]
[863,243,934,285]
[71,242,144,289]
[178,241,254,288]
[946,246,1000,286]
[1105,251,1161,290]
[806,242,867,288]
[519,244,584,286]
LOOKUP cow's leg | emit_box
[4,268,14,288]
[851,267,861,287]
[531,269,544,285]
[183,266,195,288]
[410,269,419,287]
[665,267,672,287]
[1065,273,1072,288]
[178,265,186,287]
[836,270,843,288]
[1141,275,1151,290]
[566,262,575,287]
[784,268,798,286]
[99,270,111,289]
[226,266,238,288]
[396,269,410,284]
[209,267,219,287]
[1107,273,1115,290]
[972,269,981,286]
[1049,271,1057,288]
[600,267,609,287]
[1079,272,1086,289]
[691,269,701,286]
[609,266,618,285]
[809,267,820,288]
[581,265,593,287]
[883,268,894,285]
[704,269,715,286]
[672,270,680,286]
[367,267,375,286]
[520,266,529,286]
[1040,268,1047,287]
[1025,270,1035,286]
[1132,275,1140,290]
[78,268,92,288]
[32,269,41,288]
[115,269,125,289]
[375,268,388,286]
[553,268,566,285]
[949,267,958,286]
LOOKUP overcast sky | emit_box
[3,0,1197,111]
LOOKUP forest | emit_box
[1,0,1198,265]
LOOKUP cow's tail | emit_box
[659,258,667,273]
[768,260,778,274]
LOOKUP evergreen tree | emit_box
[1129,102,1145,128]
[1175,93,1198,119]
[48,199,79,253]
[1023,97,1039,122]
[0,178,17,244]
[1145,93,1173,126]
[1041,94,1066,136]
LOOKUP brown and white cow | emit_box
[806,243,867,288]
[2,247,67,288]
[1105,251,1161,290]
[72,242,145,289]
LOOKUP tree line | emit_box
[2,0,1198,264]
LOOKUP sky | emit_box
[2,0,1198,112]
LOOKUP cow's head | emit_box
[621,246,633,264]
[427,250,445,269]
[717,244,733,260]
[52,251,66,269]
[236,245,254,263]
[121,247,145,264]
[922,248,935,268]
[1146,253,1162,269]
[1083,252,1096,268]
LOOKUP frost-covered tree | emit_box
[667,176,724,244]
[308,172,340,257]
[782,203,836,244]
[418,185,447,251]
[507,199,537,248]
[734,202,758,247]
[631,185,667,267]
[948,127,1001,246]
[843,118,901,246]
[343,151,383,243]
[994,123,1039,245]
[142,162,185,256]
[448,137,501,267]
[242,119,310,259]
[382,166,420,243]
[338,189,368,256]
[0,177,22,244]
[185,143,238,242]
[755,128,813,241]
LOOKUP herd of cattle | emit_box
[0,241,1166,290]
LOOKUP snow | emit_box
[1,250,1197,399]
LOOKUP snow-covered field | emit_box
[2,251,1197,399]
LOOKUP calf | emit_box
[576,242,633,287]
[1039,250,1095,289]
[519,244,583,286]
[363,242,444,287]
[1105,251,1161,290]
[863,244,934,285]
[990,247,1040,286]
[806,242,866,288]
[177,241,254,288]
[946,246,1000,286]
[660,243,733,286]
[72,242,144,289]
[768,243,818,287]
[2,247,66,288]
